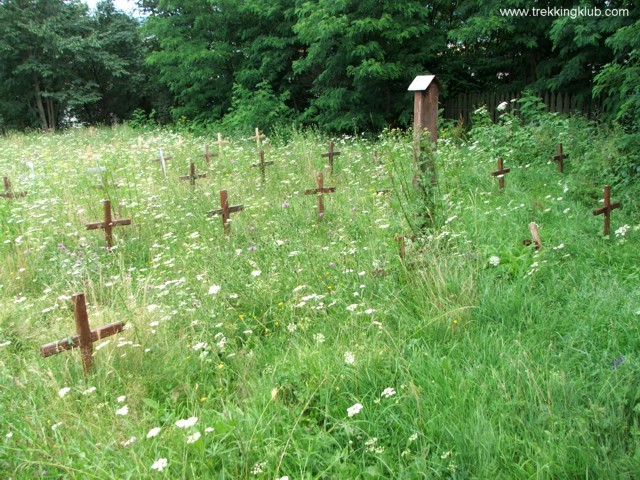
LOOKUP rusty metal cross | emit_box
[207,190,244,236]
[251,150,274,182]
[592,185,621,236]
[1,176,27,199]
[322,141,341,174]
[491,156,510,190]
[180,162,207,187]
[552,143,569,173]
[304,172,335,217]
[86,200,131,248]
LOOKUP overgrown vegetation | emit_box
[1,110,638,477]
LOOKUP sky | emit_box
[82,0,141,16]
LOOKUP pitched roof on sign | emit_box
[408,75,440,91]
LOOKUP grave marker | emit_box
[40,293,124,374]
[551,143,568,173]
[1,176,27,199]
[250,127,266,150]
[408,74,441,146]
[202,145,218,164]
[154,149,173,178]
[322,141,341,174]
[523,222,542,250]
[180,162,207,187]
[304,172,335,217]
[212,132,229,154]
[251,150,274,182]
[592,185,621,236]
[86,200,131,248]
[491,156,510,190]
[207,190,244,236]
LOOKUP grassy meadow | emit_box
[1,113,639,478]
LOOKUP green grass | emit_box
[0,120,639,479]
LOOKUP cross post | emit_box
[86,200,131,248]
[154,149,173,178]
[212,133,229,154]
[202,145,218,164]
[551,143,568,173]
[207,190,244,236]
[250,127,266,150]
[1,176,27,199]
[322,141,341,174]
[40,293,124,374]
[304,172,335,217]
[251,150,274,182]
[180,162,207,187]
[491,156,511,190]
[592,185,621,236]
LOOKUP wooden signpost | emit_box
[212,132,229,154]
[304,172,335,217]
[251,150,274,182]
[552,143,568,173]
[86,200,131,248]
[154,149,173,178]
[40,293,124,374]
[207,190,244,235]
[592,185,621,236]
[524,222,542,250]
[491,157,510,190]
[322,141,341,174]
[1,176,27,199]
[202,145,218,164]
[180,162,207,187]
[250,127,266,150]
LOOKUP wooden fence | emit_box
[442,91,606,124]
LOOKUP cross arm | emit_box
[305,187,336,195]
[593,202,621,216]
[40,321,125,357]
[207,205,245,216]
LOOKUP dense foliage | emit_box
[0,0,638,132]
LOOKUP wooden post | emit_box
[408,75,441,147]
[491,157,511,190]
[1,176,27,199]
[179,162,207,187]
[528,222,542,250]
[207,190,244,236]
[251,150,274,182]
[551,143,568,173]
[40,293,124,374]
[154,149,173,178]
[304,172,335,217]
[86,200,131,248]
[250,127,266,150]
[212,132,229,154]
[202,145,218,164]
[321,141,341,174]
[593,185,621,236]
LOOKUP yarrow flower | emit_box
[175,417,198,428]
[58,387,71,398]
[344,351,355,365]
[115,405,129,416]
[151,458,168,472]
[186,431,201,444]
[488,256,500,267]
[208,285,221,295]
[147,427,161,439]
[381,387,396,398]
[347,403,363,417]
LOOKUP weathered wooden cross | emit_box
[212,132,229,154]
[202,145,218,164]
[86,200,131,248]
[40,293,124,374]
[491,156,510,190]
[207,190,244,235]
[304,172,335,217]
[251,150,274,182]
[180,162,207,187]
[592,185,621,236]
[524,222,542,250]
[551,143,569,173]
[250,127,266,150]
[1,176,27,199]
[322,141,341,174]
[154,148,173,178]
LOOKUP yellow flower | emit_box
[217,363,224,369]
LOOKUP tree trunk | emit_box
[32,72,48,131]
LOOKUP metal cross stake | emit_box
[180,162,207,187]
[552,143,569,173]
[40,293,124,374]
[1,176,27,199]
[250,127,266,150]
[86,200,131,248]
[491,156,510,190]
[304,172,335,217]
[251,150,274,183]
[202,145,218,164]
[322,141,341,174]
[207,190,244,236]
[212,132,229,154]
[592,185,621,236]
[154,149,173,178]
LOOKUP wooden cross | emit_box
[202,145,218,164]
[525,222,542,250]
[592,185,621,236]
[1,176,27,199]
[250,127,266,150]
[212,132,229,154]
[207,190,244,236]
[154,148,173,178]
[322,141,341,174]
[304,172,335,217]
[251,150,274,182]
[40,293,124,374]
[551,143,569,173]
[86,200,131,248]
[180,162,207,187]
[491,156,510,190]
